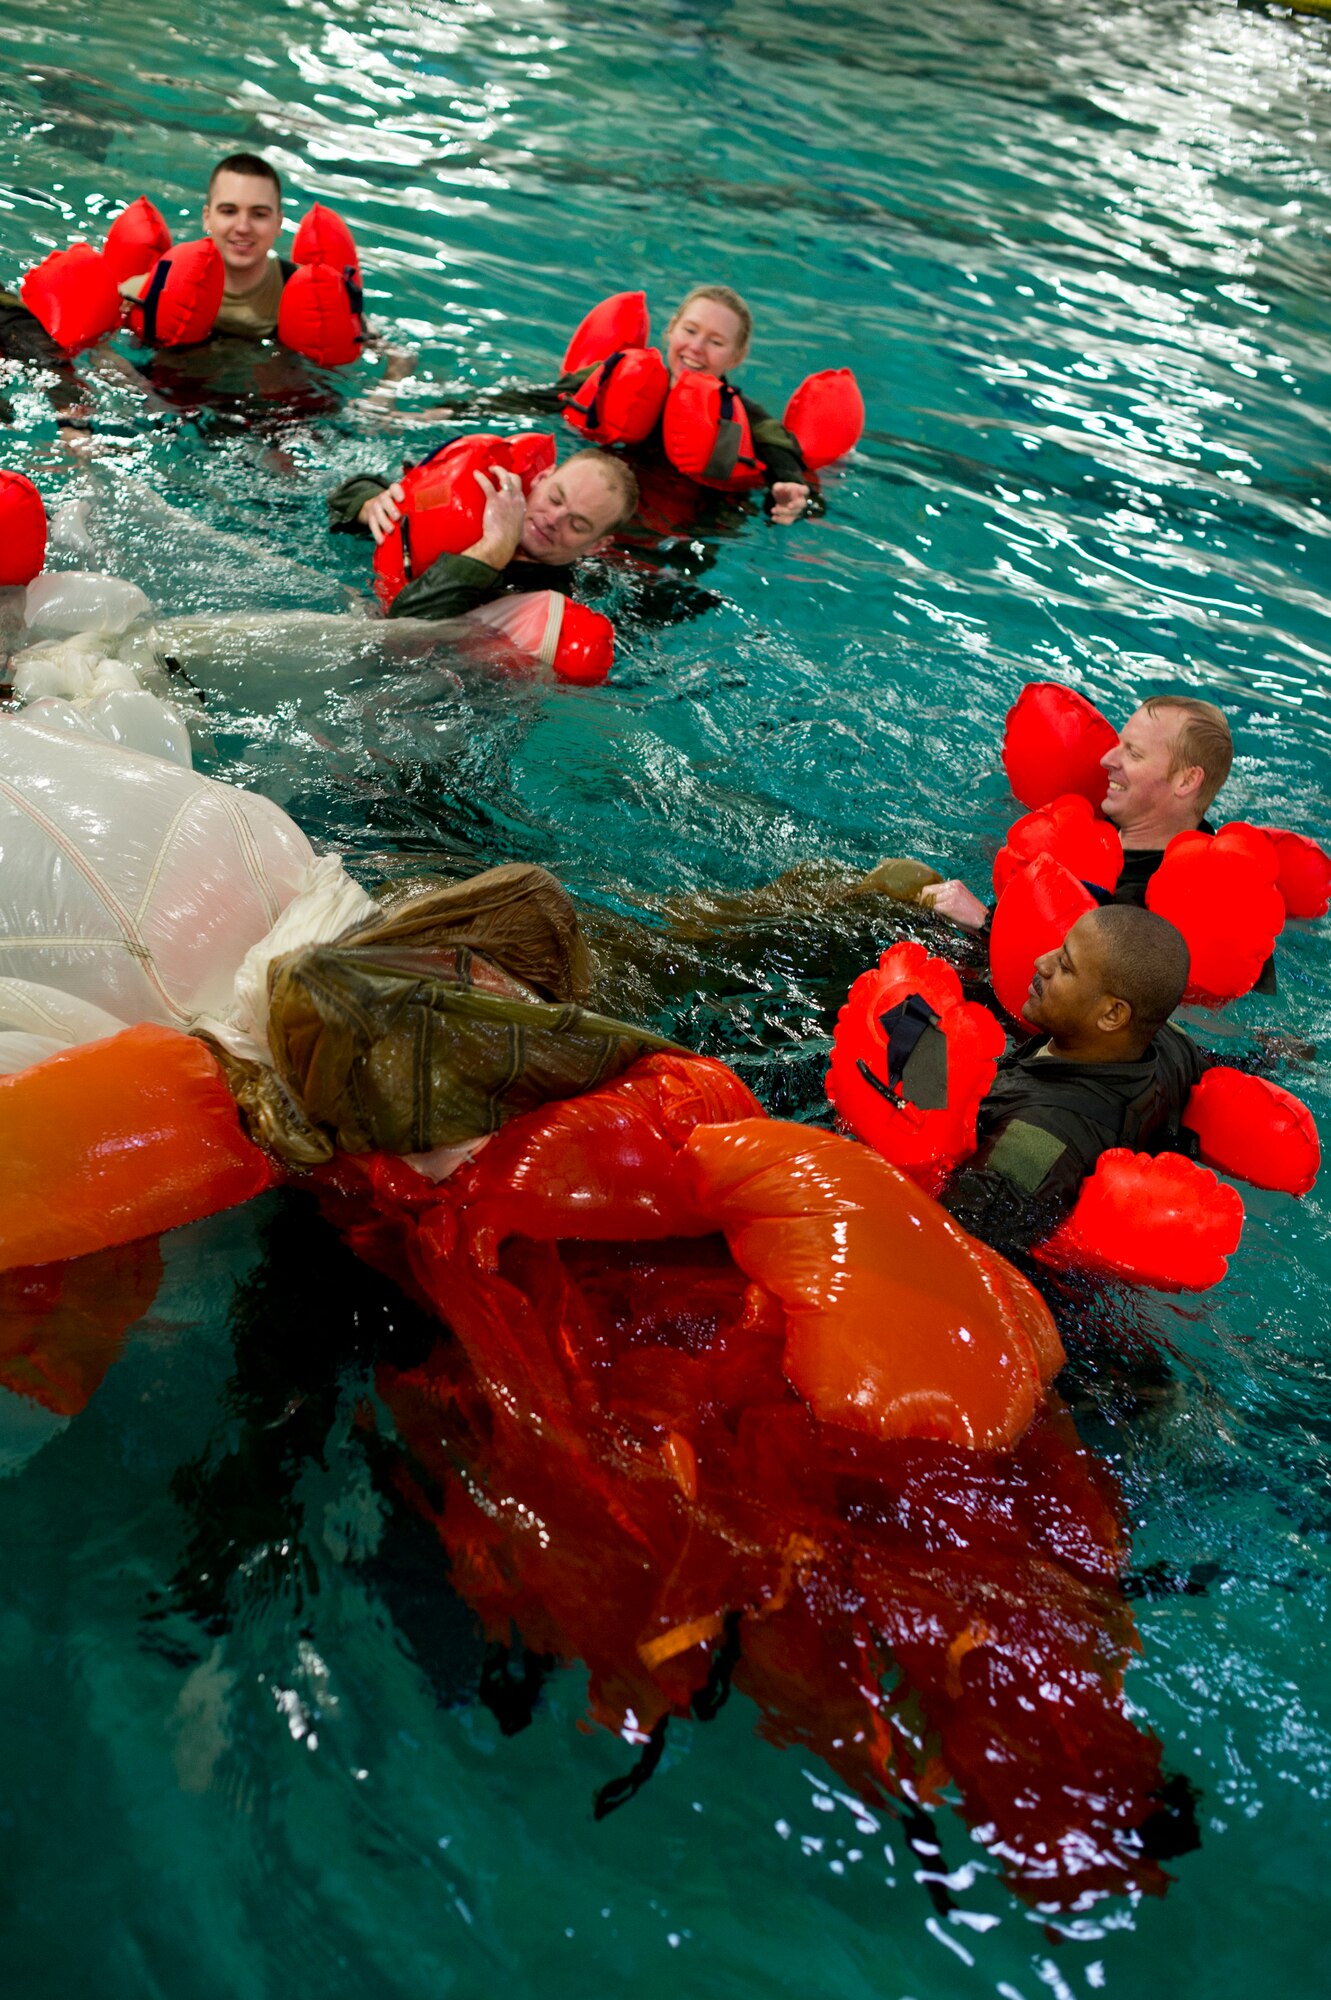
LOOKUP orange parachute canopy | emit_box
[332,1051,1177,1904]
[323,1051,1063,1453]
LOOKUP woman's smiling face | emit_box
[665,296,748,383]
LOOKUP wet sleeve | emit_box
[388,553,504,622]
[738,391,809,488]
[328,475,391,532]
[942,1115,1085,1259]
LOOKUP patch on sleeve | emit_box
[985,1119,1068,1195]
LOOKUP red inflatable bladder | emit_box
[562,289,651,374]
[290,202,360,278]
[993,792,1123,900]
[989,853,1097,1027]
[277,261,363,367]
[373,430,557,611]
[0,1023,277,1271]
[280,204,363,366]
[101,196,172,284]
[1002,682,1117,810]
[467,591,615,685]
[0,470,47,587]
[20,243,122,352]
[130,237,225,346]
[825,940,1004,1192]
[1036,1149,1244,1291]
[782,367,865,469]
[561,345,668,446]
[1183,1066,1320,1196]
[1145,823,1284,1005]
[662,371,765,490]
[1261,827,1331,922]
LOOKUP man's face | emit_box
[1100,705,1195,829]
[1023,914,1114,1039]
[665,297,747,384]
[519,461,622,564]
[203,172,282,283]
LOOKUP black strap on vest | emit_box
[561,350,623,433]
[137,257,172,344]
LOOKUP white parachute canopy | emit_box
[0,715,374,1042]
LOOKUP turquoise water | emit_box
[2,0,1331,1993]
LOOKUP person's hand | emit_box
[360,481,406,545]
[918,879,990,930]
[769,480,811,525]
[379,345,416,384]
[466,466,527,567]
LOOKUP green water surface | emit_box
[1,3,1329,1995]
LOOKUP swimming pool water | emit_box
[2,2,1329,1994]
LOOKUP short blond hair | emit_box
[666,284,753,363]
[1142,696,1233,812]
[562,448,639,528]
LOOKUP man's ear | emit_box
[1098,994,1133,1034]
[1173,760,1205,804]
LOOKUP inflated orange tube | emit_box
[683,1120,1063,1451]
[0,1023,276,1270]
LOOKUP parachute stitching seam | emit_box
[217,788,284,926]
[0,773,185,1020]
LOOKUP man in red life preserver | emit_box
[938,904,1203,1258]
[918,695,1280,996]
[117,153,289,338]
[922,696,1234,929]
[328,447,639,619]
